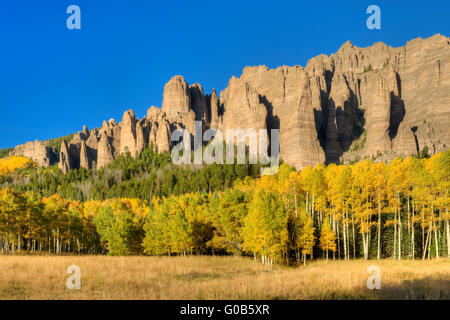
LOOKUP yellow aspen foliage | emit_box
[319,219,337,260]
[0,156,35,175]
[296,213,315,265]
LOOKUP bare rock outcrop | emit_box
[10,140,50,167]
[155,121,171,153]
[97,131,114,170]
[10,34,448,173]
[237,65,325,168]
[162,75,191,116]
[221,76,267,132]
[59,141,71,174]
[136,121,146,152]
[79,140,89,170]
[209,89,220,129]
[120,109,137,156]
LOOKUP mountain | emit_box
[9,34,450,172]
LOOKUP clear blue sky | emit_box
[0,0,448,149]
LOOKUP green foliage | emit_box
[44,134,75,164]
[0,145,260,202]
[143,193,213,256]
[94,203,144,256]
[363,64,373,73]
[208,189,250,255]
[350,131,367,152]
[421,145,430,159]
[0,148,13,159]
[0,149,448,265]
[243,191,289,263]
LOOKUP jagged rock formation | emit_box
[9,34,450,171]
[59,140,71,174]
[79,140,89,170]
[97,131,114,170]
[208,89,220,129]
[162,75,191,116]
[120,109,138,156]
[10,140,50,167]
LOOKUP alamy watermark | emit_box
[366,5,381,30]
[171,121,280,175]
[66,5,81,30]
[66,265,81,290]
[366,265,381,290]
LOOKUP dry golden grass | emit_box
[0,255,448,300]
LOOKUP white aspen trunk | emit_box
[362,232,367,260]
[446,217,450,258]
[333,216,337,260]
[434,219,439,260]
[343,220,347,260]
[366,231,370,260]
[5,232,9,254]
[56,227,60,254]
[421,212,425,252]
[346,214,350,260]
[393,210,397,260]
[407,197,411,233]
[428,229,431,260]
[423,226,431,260]
[352,215,356,259]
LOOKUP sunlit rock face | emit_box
[9,35,449,172]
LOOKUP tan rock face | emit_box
[237,65,325,169]
[120,109,137,156]
[11,34,448,173]
[10,140,50,167]
[79,140,89,170]
[59,141,71,174]
[209,89,220,129]
[136,121,146,152]
[97,131,114,170]
[221,76,267,132]
[162,75,191,116]
[155,121,171,153]
[147,106,161,121]
[321,34,450,163]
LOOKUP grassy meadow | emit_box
[0,255,448,300]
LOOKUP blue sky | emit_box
[0,0,448,148]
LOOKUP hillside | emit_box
[7,34,449,173]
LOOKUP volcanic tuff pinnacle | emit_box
[9,34,450,171]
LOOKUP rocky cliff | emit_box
[10,34,450,171]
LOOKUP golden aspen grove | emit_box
[0,156,35,175]
[0,150,448,266]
